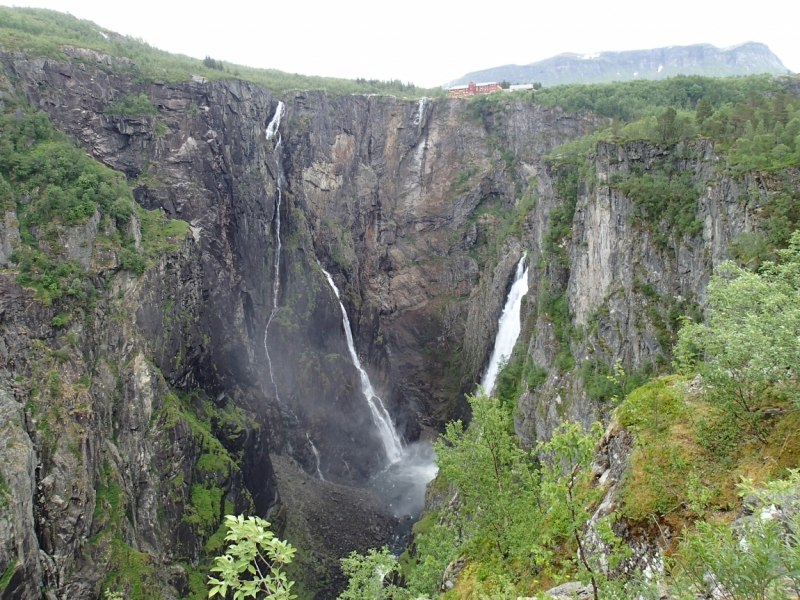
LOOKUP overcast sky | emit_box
[1,0,798,87]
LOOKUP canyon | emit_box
[0,40,797,600]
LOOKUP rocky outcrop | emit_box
[0,211,20,267]
[514,138,780,444]
[0,384,40,600]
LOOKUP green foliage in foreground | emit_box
[338,548,410,600]
[208,515,297,600]
[366,394,611,598]
[0,7,441,98]
[672,473,800,600]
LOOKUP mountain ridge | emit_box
[447,41,791,88]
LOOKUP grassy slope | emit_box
[0,6,442,98]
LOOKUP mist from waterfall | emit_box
[480,253,529,396]
[316,262,439,550]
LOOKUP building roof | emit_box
[448,84,470,90]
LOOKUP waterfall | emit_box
[306,433,324,480]
[480,253,529,396]
[318,264,404,464]
[263,101,286,405]
[414,97,427,126]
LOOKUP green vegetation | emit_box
[0,7,441,98]
[0,557,18,592]
[542,77,800,233]
[0,96,188,302]
[614,164,701,248]
[103,93,157,116]
[338,548,409,600]
[672,473,800,600]
[610,233,800,591]
[580,358,652,404]
[538,289,575,372]
[676,232,800,432]
[379,394,612,598]
[208,515,297,600]
[534,75,786,122]
[90,461,163,600]
[541,76,800,261]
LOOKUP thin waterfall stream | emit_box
[306,434,324,481]
[262,101,290,410]
[318,262,437,551]
[319,264,404,463]
[480,253,529,395]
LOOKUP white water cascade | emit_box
[306,433,324,480]
[263,101,286,405]
[318,265,404,464]
[414,97,427,126]
[480,253,529,395]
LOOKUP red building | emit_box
[447,81,501,97]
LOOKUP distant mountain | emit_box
[446,42,791,88]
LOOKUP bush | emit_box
[118,247,146,275]
[103,93,157,116]
[672,472,800,600]
[208,515,297,600]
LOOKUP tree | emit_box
[537,421,607,600]
[435,393,543,564]
[204,56,224,71]
[337,547,411,600]
[676,230,800,429]
[656,107,678,143]
[695,98,713,127]
[208,515,297,600]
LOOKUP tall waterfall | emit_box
[263,102,286,405]
[318,265,404,464]
[480,253,529,396]
[414,97,427,126]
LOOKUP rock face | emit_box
[0,46,794,599]
[447,42,790,87]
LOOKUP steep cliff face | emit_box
[514,138,765,443]
[0,234,272,598]
[0,48,600,598]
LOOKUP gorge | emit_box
[0,9,800,600]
